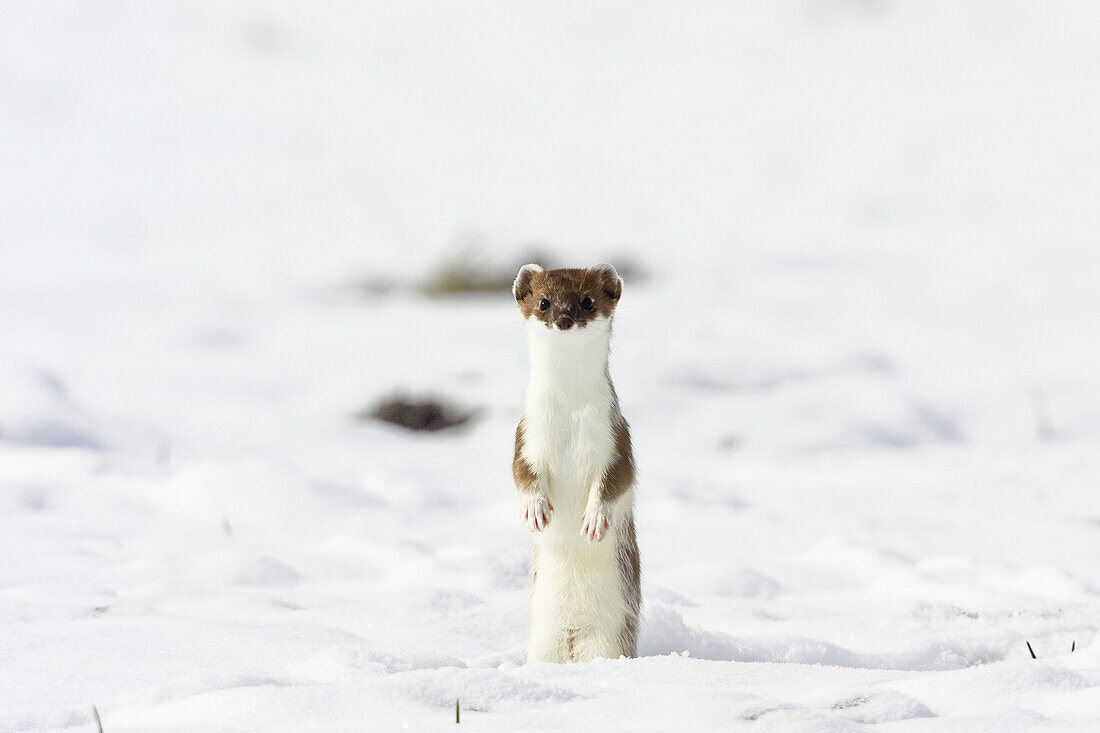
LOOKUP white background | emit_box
[1,2,1098,730]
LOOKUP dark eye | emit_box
[539,298,550,311]
[580,296,594,311]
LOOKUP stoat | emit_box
[511,262,640,663]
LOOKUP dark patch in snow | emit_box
[362,395,478,432]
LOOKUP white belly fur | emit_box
[520,319,633,662]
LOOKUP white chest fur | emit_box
[520,319,617,533]
[519,315,637,663]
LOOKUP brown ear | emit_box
[513,264,543,302]
[591,263,622,300]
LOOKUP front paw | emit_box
[522,493,553,532]
[581,500,614,542]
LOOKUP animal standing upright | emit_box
[512,263,640,663]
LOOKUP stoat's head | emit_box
[512,263,622,333]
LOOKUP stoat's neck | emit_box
[525,320,612,404]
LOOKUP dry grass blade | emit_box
[92,704,103,733]
[1026,641,1036,659]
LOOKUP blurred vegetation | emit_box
[419,245,526,296]
[354,237,647,298]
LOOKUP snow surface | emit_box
[3,1,1100,730]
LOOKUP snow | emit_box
[2,1,1099,730]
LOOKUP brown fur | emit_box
[598,415,635,505]
[514,266,621,327]
[512,420,539,494]
[616,514,641,657]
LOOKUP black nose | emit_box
[555,316,574,330]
